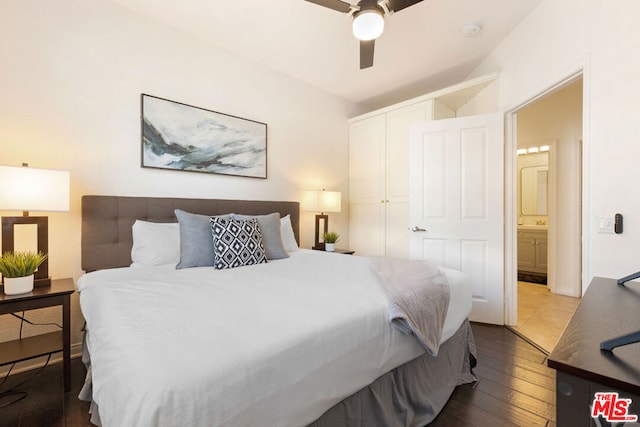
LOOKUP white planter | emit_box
[325,243,335,252]
[3,274,34,295]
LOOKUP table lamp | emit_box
[0,164,70,287]
[304,189,341,250]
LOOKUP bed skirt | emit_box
[80,320,476,426]
[309,319,477,427]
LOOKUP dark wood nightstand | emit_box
[312,247,355,255]
[332,249,355,255]
[549,277,640,425]
[0,278,75,392]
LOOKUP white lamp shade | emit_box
[0,165,70,212]
[304,190,342,213]
[353,10,384,41]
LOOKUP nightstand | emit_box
[312,247,355,255]
[332,249,355,255]
[0,278,75,392]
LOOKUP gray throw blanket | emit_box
[368,257,450,356]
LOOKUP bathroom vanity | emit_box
[517,226,548,276]
[517,151,549,280]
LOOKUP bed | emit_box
[77,195,477,427]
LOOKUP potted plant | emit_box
[322,231,340,252]
[0,251,48,295]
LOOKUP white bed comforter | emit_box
[77,250,471,427]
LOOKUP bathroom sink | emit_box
[518,224,548,231]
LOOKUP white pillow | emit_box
[280,214,298,252]
[131,220,180,266]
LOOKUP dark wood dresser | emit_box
[548,276,640,426]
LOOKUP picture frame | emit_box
[141,94,267,179]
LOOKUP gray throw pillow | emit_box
[231,213,289,260]
[175,209,229,269]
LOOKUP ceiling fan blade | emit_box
[386,0,424,13]
[360,40,375,69]
[304,0,353,13]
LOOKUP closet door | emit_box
[385,101,433,258]
[349,115,386,256]
[385,202,410,258]
[350,202,386,256]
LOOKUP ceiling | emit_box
[110,0,541,109]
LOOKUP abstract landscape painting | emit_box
[141,94,267,178]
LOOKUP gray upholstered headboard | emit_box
[81,195,300,272]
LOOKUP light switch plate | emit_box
[598,215,615,234]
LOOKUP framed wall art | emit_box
[141,94,267,179]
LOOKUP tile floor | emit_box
[512,281,581,353]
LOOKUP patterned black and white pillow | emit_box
[210,217,267,269]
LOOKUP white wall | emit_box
[0,0,356,352]
[470,0,640,290]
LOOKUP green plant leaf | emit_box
[322,231,340,243]
[0,251,47,278]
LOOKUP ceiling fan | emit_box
[305,0,424,69]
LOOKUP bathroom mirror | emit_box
[521,165,548,215]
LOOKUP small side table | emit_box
[312,247,355,255]
[0,278,75,392]
[331,249,355,255]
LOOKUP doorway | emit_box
[506,75,583,352]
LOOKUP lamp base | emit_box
[1,216,51,288]
[35,277,52,288]
[313,214,329,250]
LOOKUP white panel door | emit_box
[385,201,410,258]
[350,201,386,256]
[349,115,386,256]
[385,101,433,259]
[349,115,386,202]
[409,114,504,324]
[386,101,433,202]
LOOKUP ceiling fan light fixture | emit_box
[352,10,384,41]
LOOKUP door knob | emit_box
[411,226,427,232]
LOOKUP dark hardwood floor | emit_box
[0,323,556,426]
[0,355,90,427]
[431,323,556,427]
